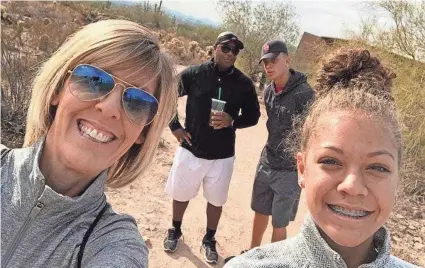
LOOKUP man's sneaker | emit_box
[201,237,218,264]
[163,227,182,252]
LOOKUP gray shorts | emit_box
[251,163,301,228]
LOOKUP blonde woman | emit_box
[225,48,417,267]
[1,20,177,268]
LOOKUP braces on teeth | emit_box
[329,205,370,217]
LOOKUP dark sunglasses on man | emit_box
[220,44,240,56]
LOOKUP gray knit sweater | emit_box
[1,140,148,268]
[225,215,417,268]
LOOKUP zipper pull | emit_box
[29,201,44,217]
[35,201,44,209]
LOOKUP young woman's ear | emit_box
[297,152,305,188]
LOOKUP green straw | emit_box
[218,87,222,100]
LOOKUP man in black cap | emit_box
[248,40,314,249]
[163,31,260,264]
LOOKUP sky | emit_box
[151,0,388,41]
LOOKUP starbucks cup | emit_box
[211,98,226,112]
[210,98,226,127]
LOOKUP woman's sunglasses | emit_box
[220,44,240,56]
[68,64,158,126]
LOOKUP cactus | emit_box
[206,46,214,57]
[170,38,184,47]
[198,50,207,60]
[153,0,163,28]
[189,41,200,59]
[189,41,199,52]
[165,33,173,42]
[143,2,150,12]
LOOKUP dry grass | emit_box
[1,1,83,147]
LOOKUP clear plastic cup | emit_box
[211,98,226,112]
[210,99,226,128]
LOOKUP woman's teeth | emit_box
[79,123,113,143]
[328,204,371,218]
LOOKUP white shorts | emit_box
[165,147,235,207]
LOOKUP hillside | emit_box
[1,1,424,267]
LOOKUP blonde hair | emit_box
[24,20,178,187]
[288,48,402,165]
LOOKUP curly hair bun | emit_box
[315,48,396,99]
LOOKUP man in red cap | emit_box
[250,39,314,248]
[225,40,314,264]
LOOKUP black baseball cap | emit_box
[215,31,244,50]
[259,40,288,63]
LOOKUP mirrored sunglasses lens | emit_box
[70,65,115,100]
[123,88,158,125]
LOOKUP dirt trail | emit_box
[106,97,308,268]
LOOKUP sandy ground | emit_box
[106,97,308,268]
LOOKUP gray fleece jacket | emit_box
[225,215,417,268]
[1,139,148,268]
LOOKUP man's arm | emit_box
[169,66,193,131]
[168,113,183,132]
[233,80,261,129]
